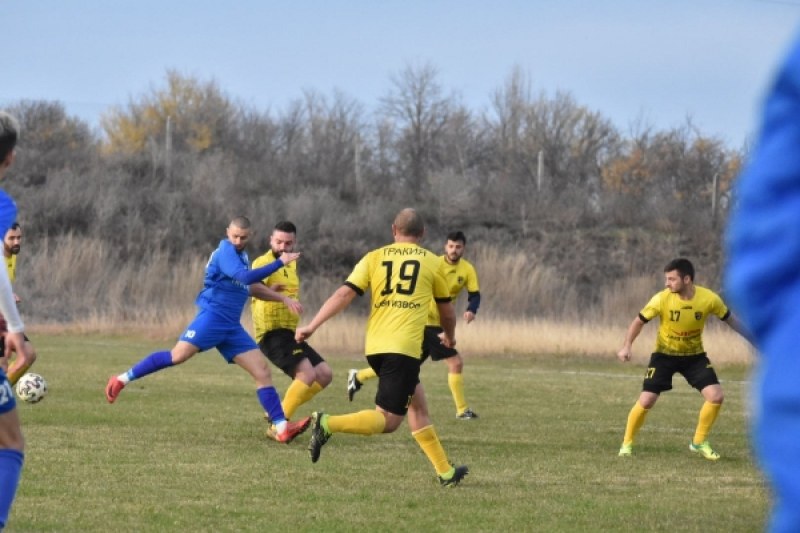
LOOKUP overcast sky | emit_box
[3,0,799,147]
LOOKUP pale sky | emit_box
[3,0,799,148]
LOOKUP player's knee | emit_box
[449,357,464,373]
[314,364,333,387]
[702,384,724,404]
[0,418,24,452]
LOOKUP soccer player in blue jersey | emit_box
[105,216,310,443]
[726,32,800,533]
[0,111,33,531]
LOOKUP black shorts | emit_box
[257,329,324,377]
[642,352,720,394]
[421,326,458,363]
[368,353,421,416]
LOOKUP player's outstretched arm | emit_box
[295,285,356,343]
[723,313,755,345]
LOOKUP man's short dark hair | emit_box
[274,221,297,234]
[447,231,466,245]
[230,216,251,230]
[665,258,695,281]
[0,112,20,163]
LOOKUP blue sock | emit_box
[0,449,24,529]
[257,387,286,424]
[128,351,173,381]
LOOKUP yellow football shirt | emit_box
[427,255,479,326]
[346,242,450,358]
[5,254,15,283]
[251,250,299,341]
[639,285,730,356]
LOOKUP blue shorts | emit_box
[180,309,258,363]
[0,369,16,415]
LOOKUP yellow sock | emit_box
[6,362,31,386]
[412,425,451,476]
[356,367,376,383]
[622,402,650,446]
[693,401,722,445]
[327,410,385,435]
[281,380,314,420]
[448,373,467,414]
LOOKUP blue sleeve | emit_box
[232,259,284,286]
[466,291,481,314]
[0,192,17,235]
[214,240,285,286]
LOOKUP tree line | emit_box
[2,65,744,322]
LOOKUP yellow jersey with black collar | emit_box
[639,285,730,356]
[427,256,479,326]
[345,242,450,358]
[251,250,299,340]
[4,254,15,283]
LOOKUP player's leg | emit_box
[346,366,376,401]
[309,355,413,462]
[444,353,478,419]
[281,343,331,419]
[6,338,36,386]
[408,382,469,486]
[0,375,24,530]
[233,348,310,443]
[620,391,658,455]
[424,326,476,418]
[105,311,219,403]
[105,341,197,403]
[687,357,723,460]
[259,331,312,421]
[620,353,671,456]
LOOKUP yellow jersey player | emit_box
[296,208,468,486]
[617,258,751,460]
[251,221,332,440]
[347,231,482,419]
[1,222,37,386]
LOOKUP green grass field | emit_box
[8,334,767,532]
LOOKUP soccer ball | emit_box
[15,373,47,403]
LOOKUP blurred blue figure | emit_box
[726,32,800,533]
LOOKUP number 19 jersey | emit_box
[346,242,451,358]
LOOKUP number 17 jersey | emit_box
[345,242,451,358]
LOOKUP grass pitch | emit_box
[8,334,766,532]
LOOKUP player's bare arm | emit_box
[249,283,303,315]
[437,300,457,349]
[618,316,646,362]
[723,313,754,345]
[278,251,301,265]
[295,285,357,343]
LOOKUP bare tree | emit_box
[380,62,451,200]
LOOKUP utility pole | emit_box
[537,150,544,192]
[711,172,719,228]
[165,116,172,180]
